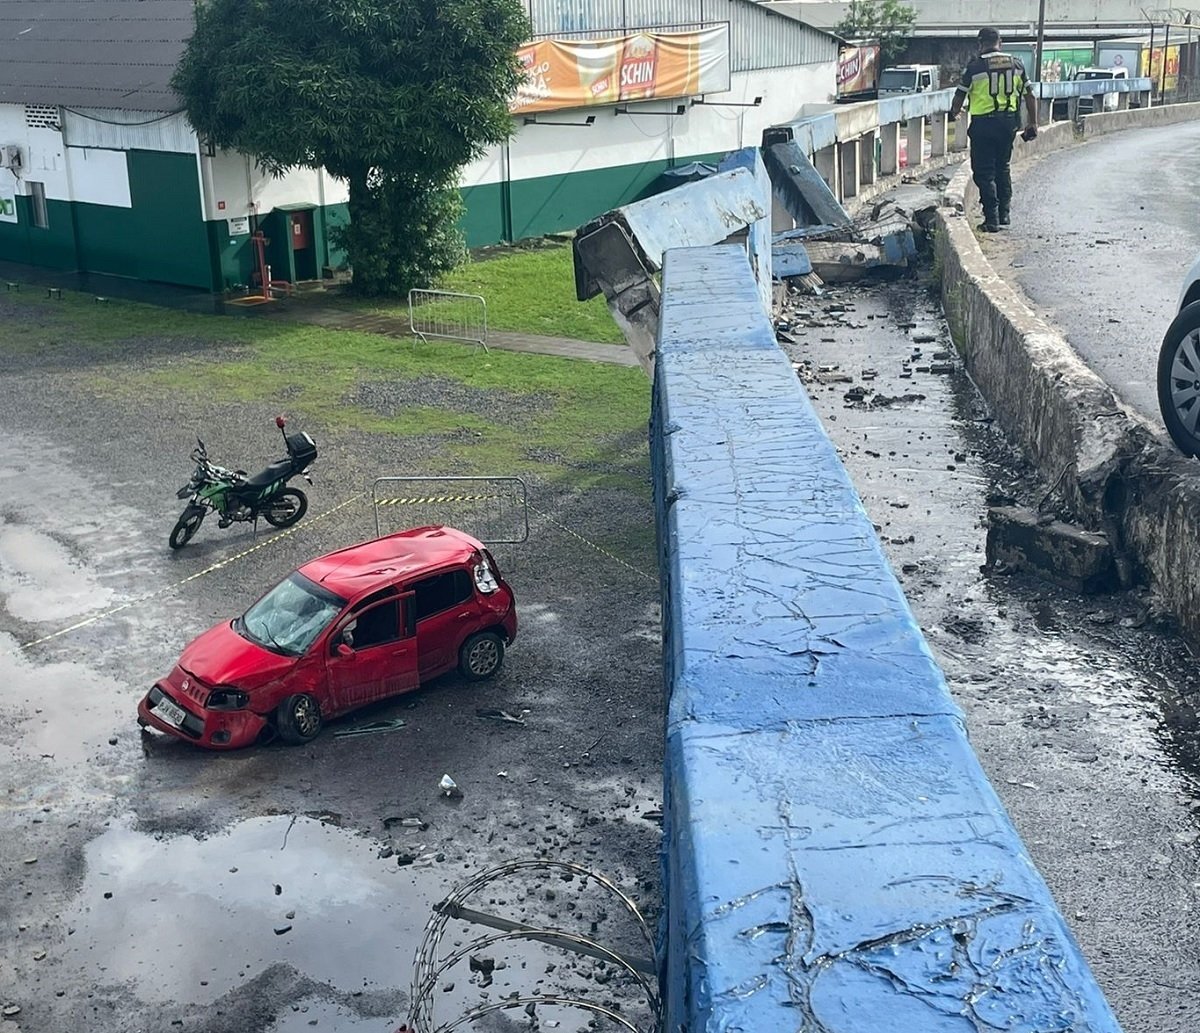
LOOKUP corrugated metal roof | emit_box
[0,0,194,111]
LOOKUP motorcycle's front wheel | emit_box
[169,505,206,550]
[262,487,308,529]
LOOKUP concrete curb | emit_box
[934,104,1200,639]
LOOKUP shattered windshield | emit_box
[237,573,345,656]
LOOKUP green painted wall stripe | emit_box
[0,151,731,288]
[461,152,728,246]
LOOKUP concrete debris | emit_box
[985,506,1120,594]
[476,708,526,726]
[439,775,463,799]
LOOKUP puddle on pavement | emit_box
[0,517,115,623]
[0,630,130,765]
[58,815,657,1031]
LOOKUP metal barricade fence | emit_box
[371,476,528,544]
[408,289,488,352]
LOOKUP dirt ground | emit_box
[0,305,662,1033]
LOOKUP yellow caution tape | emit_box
[10,493,366,654]
[374,494,499,506]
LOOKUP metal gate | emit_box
[408,289,488,351]
[372,476,528,544]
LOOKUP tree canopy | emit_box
[174,0,531,295]
[836,0,917,62]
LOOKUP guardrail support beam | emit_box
[813,144,839,198]
[928,111,949,157]
[838,139,860,200]
[880,121,901,175]
[858,129,878,187]
[905,116,926,168]
[950,113,968,152]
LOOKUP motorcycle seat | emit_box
[239,458,294,489]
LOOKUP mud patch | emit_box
[351,379,553,426]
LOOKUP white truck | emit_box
[877,64,940,96]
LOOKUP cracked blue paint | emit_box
[653,246,1123,1033]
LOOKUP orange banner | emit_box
[512,26,731,115]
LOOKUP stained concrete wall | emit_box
[935,103,1200,641]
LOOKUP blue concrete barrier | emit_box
[653,245,1124,1032]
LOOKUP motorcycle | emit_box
[169,416,318,550]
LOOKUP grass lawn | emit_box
[3,288,649,492]
[312,241,625,345]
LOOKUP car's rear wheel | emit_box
[459,631,504,681]
[276,693,323,744]
[1157,300,1200,457]
[263,488,308,528]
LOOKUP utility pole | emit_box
[1034,0,1047,81]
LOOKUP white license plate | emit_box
[155,695,188,728]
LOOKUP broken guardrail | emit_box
[573,149,773,373]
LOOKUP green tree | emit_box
[173,0,530,296]
[836,0,917,62]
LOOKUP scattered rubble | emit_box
[985,506,1120,594]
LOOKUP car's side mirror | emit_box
[336,643,354,659]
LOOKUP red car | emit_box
[138,526,517,749]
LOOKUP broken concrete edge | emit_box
[934,105,1200,639]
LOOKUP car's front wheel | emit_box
[276,693,323,744]
[1157,300,1200,456]
[459,631,505,681]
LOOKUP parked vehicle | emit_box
[1074,66,1128,113]
[1157,253,1200,456]
[169,416,317,549]
[139,526,518,748]
[877,64,939,97]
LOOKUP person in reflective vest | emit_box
[949,27,1039,232]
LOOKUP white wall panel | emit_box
[0,106,70,200]
[202,151,348,222]
[65,147,131,207]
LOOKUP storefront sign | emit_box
[0,186,16,224]
[512,25,731,114]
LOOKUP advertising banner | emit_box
[1141,45,1180,91]
[837,44,879,97]
[511,25,731,114]
[0,186,16,224]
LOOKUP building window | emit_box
[29,182,48,228]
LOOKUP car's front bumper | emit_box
[138,683,267,750]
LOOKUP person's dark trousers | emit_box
[968,114,1017,226]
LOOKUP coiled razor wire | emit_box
[409,860,661,1033]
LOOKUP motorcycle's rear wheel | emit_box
[262,487,308,529]
[169,505,206,550]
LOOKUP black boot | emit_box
[998,207,1010,226]
[978,217,1000,233]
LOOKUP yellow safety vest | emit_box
[960,52,1027,116]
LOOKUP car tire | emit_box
[276,693,323,744]
[459,631,505,681]
[262,488,308,529]
[1157,300,1200,457]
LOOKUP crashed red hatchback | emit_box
[138,526,517,749]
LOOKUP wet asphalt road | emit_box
[0,323,662,1032]
[994,120,1200,427]
[781,276,1200,1033]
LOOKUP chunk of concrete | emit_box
[985,506,1119,593]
